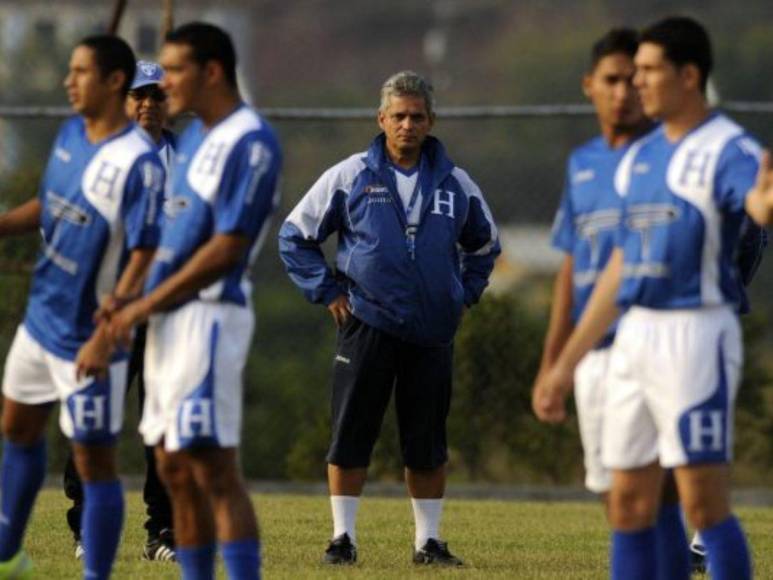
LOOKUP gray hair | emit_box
[379,71,435,116]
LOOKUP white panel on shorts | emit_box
[574,348,613,493]
[602,306,742,470]
[140,300,254,451]
[2,324,127,440]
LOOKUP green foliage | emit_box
[451,293,582,483]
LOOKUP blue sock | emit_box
[611,527,656,580]
[177,544,216,580]
[221,539,261,580]
[82,480,124,580]
[654,504,689,580]
[0,440,46,560]
[701,515,752,580]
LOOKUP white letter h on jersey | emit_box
[679,150,712,188]
[90,161,121,198]
[687,410,724,452]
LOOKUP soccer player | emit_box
[62,59,177,562]
[107,22,282,580]
[0,36,164,579]
[538,28,652,499]
[534,16,773,580]
[279,71,500,566]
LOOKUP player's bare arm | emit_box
[76,247,158,378]
[531,254,575,414]
[94,247,157,322]
[536,255,575,377]
[0,199,42,237]
[109,233,250,345]
[75,324,113,381]
[533,249,623,423]
[745,150,773,226]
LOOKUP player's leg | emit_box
[0,325,59,575]
[155,446,215,578]
[187,447,258,579]
[601,310,664,579]
[71,443,123,580]
[655,470,691,580]
[146,301,259,578]
[0,399,51,573]
[654,307,749,579]
[325,316,398,563]
[395,341,461,566]
[608,464,664,579]
[673,464,749,579]
[59,357,128,580]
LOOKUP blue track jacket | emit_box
[279,134,500,346]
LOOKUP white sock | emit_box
[411,498,443,550]
[692,530,704,549]
[330,495,359,544]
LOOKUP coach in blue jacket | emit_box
[279,71,500,567]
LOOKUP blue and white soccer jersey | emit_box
[552,136,637,492]
[139,104,281,451]
[2,117,164,442]
[603,113,760,469]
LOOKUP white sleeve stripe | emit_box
[451,167,498,255]
[286,155,365,239]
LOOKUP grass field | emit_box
[20,489,773,578]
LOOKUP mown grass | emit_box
[21,489,773,578]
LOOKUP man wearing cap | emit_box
[62,59,177,564]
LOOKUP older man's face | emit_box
[126,84,167,138]
[378,94,434,159]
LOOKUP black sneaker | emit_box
[690,543,707,574]
[413,539,463,566]
[323,533,357,565]
[143,528,176,562]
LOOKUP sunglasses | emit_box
[129,86,167,102]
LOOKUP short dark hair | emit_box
[590,28,639,71]
[640,16,713,93]
[165,22,238,88]
[78,35,136,96]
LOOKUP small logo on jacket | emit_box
[335,354,351,364]
[572,169,595,184]
[364,184,389,194]
[54,147,71,163]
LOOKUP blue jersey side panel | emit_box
[145,104,282,308]
[23,117,164,359]
[550,135,632,344]
[614,113,760,311]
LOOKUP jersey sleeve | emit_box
[550,164,575,253]
[122,152,165,249]
[213,132,282,239]
[714,136,761,214]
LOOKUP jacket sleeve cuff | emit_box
[321,284,345,306]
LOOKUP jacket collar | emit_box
[364,133,455,188]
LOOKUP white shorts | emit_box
[602,306,742,470]
[140,300,254,451]
[2,325,127,443]
[574,348,612,493]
